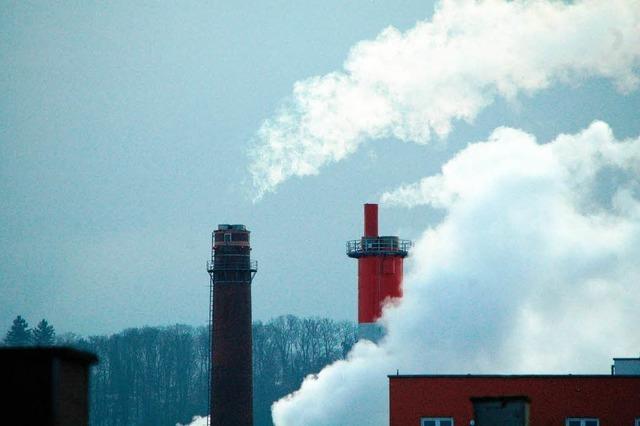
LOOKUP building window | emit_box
[421,418,453,426]
[224,233,231,243]
[565,419,599,426]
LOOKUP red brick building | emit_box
[389,375,640,426]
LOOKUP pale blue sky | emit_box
[1,1,638,335]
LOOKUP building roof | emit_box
[388,374,640,379]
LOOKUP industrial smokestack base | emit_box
[207,224,257,426]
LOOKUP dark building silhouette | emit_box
[207,224,257,426]
[0,347,97,426]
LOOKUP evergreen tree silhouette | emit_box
[4,315,32,346]
[33,319,56,346]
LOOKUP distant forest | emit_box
[2,315,357,426]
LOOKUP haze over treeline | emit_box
[2,315,356,426]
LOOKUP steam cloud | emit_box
[240,1,640,425]
[272,121,640,425]
[249,0,640,198]
[178,416,207,426]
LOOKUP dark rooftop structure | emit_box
[0,347,98,426]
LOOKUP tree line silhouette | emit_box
[3,315,56,346]
[2,315,356,426]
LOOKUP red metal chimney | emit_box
[347,204,411,342]
[207,224,257,426]
[364,203,378,237]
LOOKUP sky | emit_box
[1,1,439,335]
[1,0,639,357]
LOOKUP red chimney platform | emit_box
[347,204,411,342]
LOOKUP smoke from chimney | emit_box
[272,121,640,425]
[240,1,640,425]
[249,0,640,200]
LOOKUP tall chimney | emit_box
[347,204,411,342]
[207,224,257,426]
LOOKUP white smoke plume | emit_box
[178,416,207,426]
[249,0,640,198]
[241,1,640,425]
[271,121,640,425]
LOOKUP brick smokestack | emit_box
[207,224,257,426]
